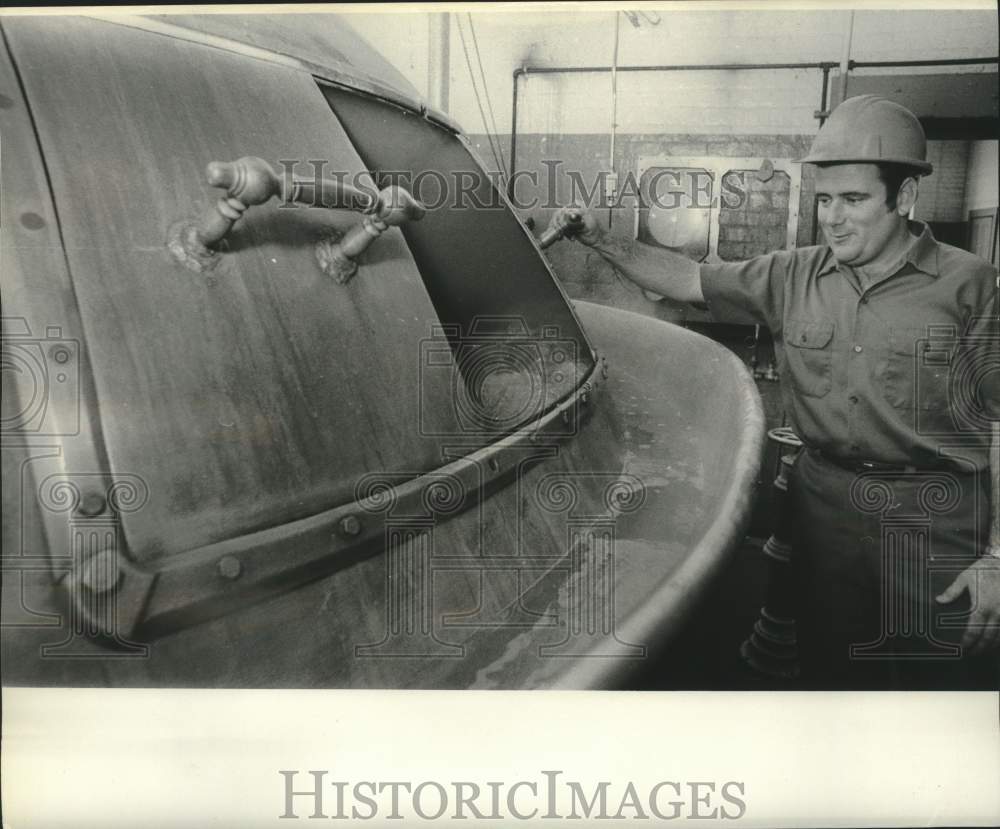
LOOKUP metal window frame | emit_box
[967,207,999,266]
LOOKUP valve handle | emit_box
[374,185,427,226]
[205,156,282,207]
[538,210,582,249]
[170,156,424,279]
[194,156,378,250]
[316,185,427,285]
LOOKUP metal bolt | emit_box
[80,549,121,594]
[339,514,362,537]
[217,555,242,580]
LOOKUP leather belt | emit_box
[810,449,920,475]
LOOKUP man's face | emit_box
[815,163,905,266]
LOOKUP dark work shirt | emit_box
[700,222,999,472]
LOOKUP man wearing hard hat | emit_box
[548,95,999,688]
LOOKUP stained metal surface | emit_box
[4,17,462,561]
[0,33,118,684]
[4,300,763,688]
[151,12,419,102]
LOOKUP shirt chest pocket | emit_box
[881,326,954,411]
[784,319,835,398]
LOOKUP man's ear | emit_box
[896,177,919,216]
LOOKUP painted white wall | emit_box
[342,8,998,136]
[964,140,1000,213]
[517,68,823,136]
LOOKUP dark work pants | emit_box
[787,450,999,690]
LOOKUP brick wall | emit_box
[918,140,971,223]
[717,170,793,261]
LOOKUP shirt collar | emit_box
[816,220,940,278]
[905,221,940,276]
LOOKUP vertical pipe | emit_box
[608,11,621,227]
[427,13,450,112]
[812,67,831,244]
[993,274,1000,552]
[508,69,521,202]
[991,420,1000,550]
[819,66,830,126]
[837,10,855,103]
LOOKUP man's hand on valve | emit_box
[547,206,604,247]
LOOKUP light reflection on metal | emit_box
[531,472,647,658]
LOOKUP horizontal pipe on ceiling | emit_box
[850,56,998,68]
[514,61,839,76]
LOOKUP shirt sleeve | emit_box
[699,251,788,333]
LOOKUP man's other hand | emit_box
[936,556,1000,654]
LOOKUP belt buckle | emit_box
[857,459,916,475]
